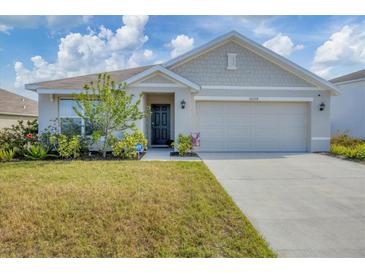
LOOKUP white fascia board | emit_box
[130,83,184,88]
[201,85,324,91]
[332,77,365,86]
[0,111,38,117]
[164,31,340,96]
[37,89,82,94]
[194,96,314,102]
[25,84,40,91]
[125,65,200,92]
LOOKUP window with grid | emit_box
[59,99,99,136]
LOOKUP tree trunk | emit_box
[101,131,108,158]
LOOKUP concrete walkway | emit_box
[199,152,365,257]
[142,148,200,161]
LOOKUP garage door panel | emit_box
[226,127,251,137]
[224,117,251,127]
[196,101,308,152]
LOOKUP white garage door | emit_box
[196,101,308,152]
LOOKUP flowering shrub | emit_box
[112,130,147,159]
[0,120,38,155]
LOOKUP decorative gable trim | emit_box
[124,65,200,92]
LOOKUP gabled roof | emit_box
[330,69,365,84]
[26,65,153,91]
[0,88,38,116]
[25,31,340,96]
[164,31,340,96]
[125,65,200,91]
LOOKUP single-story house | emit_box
[0,88,38,129]
[330,69,365,139]
[26,31,340,152]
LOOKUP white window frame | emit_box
[58,98,85,136]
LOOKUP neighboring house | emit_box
[26,31,340,152]
[0,88,38,129]
[330,69,365,139]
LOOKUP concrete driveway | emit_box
[199,152,365,257]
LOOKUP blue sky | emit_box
[0,15,365,100]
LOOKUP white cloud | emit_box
[168,34,194,58]
[0,16,92,33]
[263,33,304,57]
[127,49,154,67]
[14,15,154,88]
[0,24,12,34]
[311,22,365,77]
[240,16,277,37]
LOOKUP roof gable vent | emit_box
[227,53,237,70]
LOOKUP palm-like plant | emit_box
[24,145,57,160]
[0,148,16,162]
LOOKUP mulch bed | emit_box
[2,151,146,162]
[170,151,199,157]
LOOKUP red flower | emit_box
[25,133,33,139]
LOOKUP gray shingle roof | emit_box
[0,88,38,116]
[27,65,154,90]
[330,69,365,83]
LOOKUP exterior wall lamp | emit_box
[181,99,186,109]
[319,102,325,111]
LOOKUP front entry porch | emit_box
[144,93,175,148]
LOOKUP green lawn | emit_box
[0,161,275,258]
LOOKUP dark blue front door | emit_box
[151,104,170,145]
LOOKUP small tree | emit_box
[74,73,148,158]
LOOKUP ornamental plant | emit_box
[24,145,56,160]
[0,119,38,154]
[0,148,16,162]
[53,135,81,159]
[74,73,149,158]
[172,134,193,156]
[331,143,365,160]
[112,130,147,159]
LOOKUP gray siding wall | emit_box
[331,80,365,139]
[170,41,314,87]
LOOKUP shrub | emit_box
[112,130,147,159]
[55,135,81,159]
[172,134,193,156]
[24,145,56,160]
[331,134,363,147]
[0,120,38,154]
[330,134,365,161]
[330,144,365,160]
[0,148,16,162]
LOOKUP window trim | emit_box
[227,53,237,70]
[58,98,85,136]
